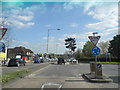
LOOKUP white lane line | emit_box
[58,84,63,90]
[41,82,63,90]
[41,84,45,90]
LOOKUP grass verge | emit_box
[99,62,120,64]
[0,69,31,85]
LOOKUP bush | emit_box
[77,58,120,63]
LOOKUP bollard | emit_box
[90,62,96,74]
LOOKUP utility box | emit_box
[95,63,102,78]
[90,62,96,73]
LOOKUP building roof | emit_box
[8,46,34,54]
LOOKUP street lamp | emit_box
[46,29,60,53]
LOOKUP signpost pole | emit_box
[95,56,97,62]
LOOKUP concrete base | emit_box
[82,73,113,83]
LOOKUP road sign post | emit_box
[88,35,101,62]
[88,33,103,78]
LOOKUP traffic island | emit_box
[82,62,113,83]
[82,73,113,83]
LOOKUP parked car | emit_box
[34,59,41,63]
[7,58,26,67]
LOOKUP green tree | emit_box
[98,41,109,54]
[75,48,83,60]
[82,41,94,58]
[108,35,120,59]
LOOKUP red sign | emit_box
[88,36,101,46]
[0,28,7,40]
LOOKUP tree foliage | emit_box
[75,48,83,60]
[108,35,120,58]
[82,41,94,58]
[98,41,109,54]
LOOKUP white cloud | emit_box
[70,23,79,28]
[17,15,34,21]
[21,41,29,44]
[86,20,118,30]
[3,3,47,29]
[12,20,34,29]
[99,27,118,36]
[87,4,118,21]
[64,32,93,39]
[4,7,35,29]
[43,37,55,42]
[44,24,51,27]
[85,2,118,35]
[63,2,81,11]
[64,34,77,38]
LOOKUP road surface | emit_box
[2,63,119,89]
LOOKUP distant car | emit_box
[17,58,26,66]
[71,59,78,64]
[34,59,41,63]
[57,57,65,65]
[7,58,26,67]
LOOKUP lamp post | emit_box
[46,29,60,53]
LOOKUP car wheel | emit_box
[24,64,25,66]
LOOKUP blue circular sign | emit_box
[92,46,100,55]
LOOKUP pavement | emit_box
[82,73,113,83]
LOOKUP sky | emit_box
[1,0,119,54]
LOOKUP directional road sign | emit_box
[88,36,101,46]
[92,46,100,55]
[96,63,102,69]
[0,42,5,52]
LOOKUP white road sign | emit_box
[88,36,101,46]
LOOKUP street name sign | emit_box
[88,36,101,46]
[92,46,100,55]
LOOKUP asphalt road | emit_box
[3,62,119,89]
[1,62,49,74]
[35,63,119,83]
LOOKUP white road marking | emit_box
[41,82,63,90]
[26,74,36,78]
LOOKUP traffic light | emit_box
[66,46,69,48]
[64,38,77,52]
[71,46,76,51]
